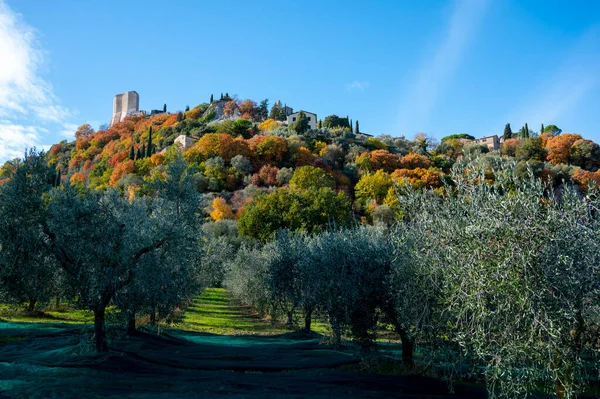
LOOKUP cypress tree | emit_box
[177,112,183,122]
[355,120,360,134]
[210,94,213,103]
[129,145,135,160]
[185,105,190,112]
[318,120,322,129]
[163,104,167,113]
[141,144,146,159]
[346,115,350,129]
[136,147,142,160]
[541,123,545,135]
[220,93,223,100]
[146,127,153,158]
[503,123,512,140]
[349,119,353,132]
[525,123,529,138]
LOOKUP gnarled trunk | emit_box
[127,314,136,335]
[27,298,37,312]
[304,307,313,332]
[397,328,414,366]
[330,314,341,345]
[93,304,108,353]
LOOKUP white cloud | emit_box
[399,0,490,130]
[345,81,370,91]
[0,123,48,160]
[0,0,74,161]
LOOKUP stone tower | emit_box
[110,91,139,126]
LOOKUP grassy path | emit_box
[176,288,290,335]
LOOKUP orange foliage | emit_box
[248,135,287,164]
[49,143,63,156]
[162,114,179,128]
[238,100,257,120]
[193,133,252,161]
[108,151,129,167]
[501,138,520,157]
[83,160,93,171]
[185,107,202,120]
[391,168,443,189]
[572,168,600,190]
[399,153,432,169]
[109,160,134,186]
[357,150,401,172]
[70,172,87,185]
[545,134,581,165]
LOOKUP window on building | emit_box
[308,117,311,121]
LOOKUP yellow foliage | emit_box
[210,197,234,221]
[258,118,279,132]
[313,141,327,156]
[150,153,165,167]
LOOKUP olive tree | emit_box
[303,227,392,346]
[394,158,600,398]
[0,150,63,311]
[44,157,205,352]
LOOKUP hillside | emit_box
[1,97,599,238]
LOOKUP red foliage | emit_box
[108,151,129,167]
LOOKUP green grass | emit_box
[0,304,95,324]
[175,288,289,335]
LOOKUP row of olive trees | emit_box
[0,150,207,352]
[224,157,600,399]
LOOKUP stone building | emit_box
[110,91,140,126]
[287,110,317,130]
[474,135,501,151]
[174,135,197,150]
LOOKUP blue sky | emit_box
[1,0,599,161]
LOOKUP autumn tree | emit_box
[354,170,393,209]
[210,197,234,221]
[249,135,288,165]
[545,133,582,165]
[399,153,432,169]
[238,99,258,120]
[75,124,95,139]
[356,150,401,173]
